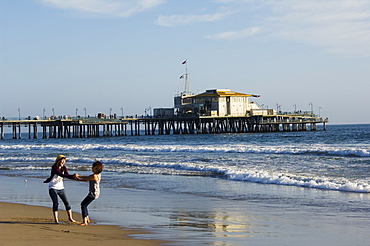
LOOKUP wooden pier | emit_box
[0,115,328,140]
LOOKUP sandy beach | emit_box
[0,202,165,246]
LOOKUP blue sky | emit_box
[1,0,369,124]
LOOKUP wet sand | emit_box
[0,202,166,246]
[1,175,370,246]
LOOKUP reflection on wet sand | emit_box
[169,209,257,238]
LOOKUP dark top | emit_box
[43,166,74,183]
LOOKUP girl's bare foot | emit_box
[80,217,89,225]
[69,218,77,223]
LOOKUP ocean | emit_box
[1,124,370,245]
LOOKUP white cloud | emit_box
[36,0,166,17]
[156,11,230,27]
[265,0,370,56]
[208,0,370,56]
[205,27,260,40]
[36,0,370,56]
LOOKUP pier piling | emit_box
[0,115,328,140]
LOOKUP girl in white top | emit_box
[75,161,103,226]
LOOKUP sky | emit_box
[1,0,369,124]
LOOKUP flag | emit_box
[179,75,184,79]
[182,60,187,65]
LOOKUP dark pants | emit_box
[81,195,95,218]
[49,189,71,212]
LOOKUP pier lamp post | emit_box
[293,104,297,113]
[276,104,281,114]
[52,108,55,117]
[84,107,86,118]
[76,108,78,118]
[145,107,152,117]
[309,102,313,115]
[110,108,112,118]
[319,107,322,118]
[121,107,124,118]
[18,108,21,120]
[43,108,46,119]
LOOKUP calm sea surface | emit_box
[1,124,370,245]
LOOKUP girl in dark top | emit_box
[44,155,77,224]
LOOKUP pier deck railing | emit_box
[0,115,328,139]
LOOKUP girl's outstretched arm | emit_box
[54,166,75,179]
[76,174,98,181]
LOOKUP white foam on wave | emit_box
[1,143,369,157]
[2,151,370,193]
[91,156,370,193]
[225,169,370,193]
[0,156,103,169]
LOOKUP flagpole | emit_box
[182,59,190,94]
[185,62,188,93]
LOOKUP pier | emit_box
[0,87,329,140]
[0,114,328,140]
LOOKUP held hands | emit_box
[73,173,80,180]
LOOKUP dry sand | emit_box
[0,202,166,246]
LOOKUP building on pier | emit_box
[153,108,175,118]
[174,88,263,117]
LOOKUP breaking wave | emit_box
[0,143,369,157]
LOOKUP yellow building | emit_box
[174,89,261,116]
